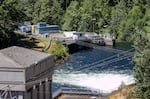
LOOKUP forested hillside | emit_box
[0,0,150,46]
[1,0,150,98]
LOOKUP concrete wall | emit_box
[24,79,52,99]
[25,55,54,99]
[25,55,54,82]
[0,68,25,99]
[0,68,25,91]
[0,54,54,99]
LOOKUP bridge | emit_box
[51,32,114,46]
[50,33,118,53]
[53,38,122,54]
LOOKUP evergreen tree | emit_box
[78,0,94,32]
[21,0,36,21]
[33,0,63,25]
[62,1,80,31]
[59,0,74,10]
[0,0,26,48]
[118,5,144,41]
[143,6,150,35]
[133,29,150,99]
[62,0,111,32]
[33,0,53,23]
[109,0,127,38]
[50,0,64,25]
[0,0,26,30]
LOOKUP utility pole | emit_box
[91,0,96,33]
[92,18,96,33]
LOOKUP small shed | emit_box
[0,46,55,99]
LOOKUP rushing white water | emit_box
[53,72,134,93]
[52,49,135,93]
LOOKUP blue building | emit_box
[34,22,60,35]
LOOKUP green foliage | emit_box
[133,29,150,99]
[62,1,80,31]
[0,0,27,48]
[0,0,26,30]
[118,5,144,41]
[0,28,10,48]
[21,0,63,25]
[62,0,150,42]
[109,0,127,37]
[50,0,64,25]
[48,41,69,59]
[115,41,133,50]
[1,0,150,49]
[33,0,53,23]
[62,0,111,33]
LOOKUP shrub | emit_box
[48,41,69,59]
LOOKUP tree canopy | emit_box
[0,0,150,97]
[1,0,150,44]
[0,0,26,48]
[133,29,150,99]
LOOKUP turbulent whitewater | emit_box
[52,49,135,93]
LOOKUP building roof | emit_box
[53,87,101,99]
[0,53,22,68]
[0,46,52,68]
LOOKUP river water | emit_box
[52,48,135,94]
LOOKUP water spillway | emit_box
[52,48,134,94]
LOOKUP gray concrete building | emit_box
[0,46,54,99]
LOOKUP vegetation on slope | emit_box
[133,29,150,99]
[19,35,48,51]
[1,0,150,49]
[47,41,69,60]
[1,1,150,98]
[107,84,136,99]
[14,35,69,62]
[109,28,150,99]
[114,40,133,50]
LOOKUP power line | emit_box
[0,48,135,98]
[77,53,133,71]
[53,61,133,74]
[16,49,134,86]
[77,49,133,70]
[53,49,134,74]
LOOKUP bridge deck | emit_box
[75,40,124,53]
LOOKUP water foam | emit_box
[53,73,134,93]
